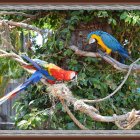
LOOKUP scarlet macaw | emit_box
[0,71,43,105]
[22,56,77,84]
[0,56,77,105]
[87,30,132,61]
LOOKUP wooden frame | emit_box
[0,1,140,139]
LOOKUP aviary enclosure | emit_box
[0,9,140,130]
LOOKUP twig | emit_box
[0,50,27,65]
[0,20,44,35]
[21,12,49,23]
[69,45,140,73]
[61,99,88,130]
[81,58,140,103]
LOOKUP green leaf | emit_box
[112,19,117,26]
[64,49,73,56]
[125,17,132,24]
[17,120,28,127]
[120,12,128,20]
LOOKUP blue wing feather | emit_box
[0,71,43,105]
[99,31,130,58]
[0,56,57,105]
[22,55,41,70]
[20,71,43,89]
[22,55,55,80]
[100,32,124,51]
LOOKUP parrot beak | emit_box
[70,72,78,83]
[70,72,76,79]
[89,38,96,44]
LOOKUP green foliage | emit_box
[13,86,50,130]
[1,10,140,130]
[0,58,24,78]
[120,11,140,25]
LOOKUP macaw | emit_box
[22,56,77,84]
[0,56,77,105]
[87,30,132,61]
[0,71,43,105]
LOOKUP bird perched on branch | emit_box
[87,30,132,61]
[22,56,77,84]
[0,56,77,105]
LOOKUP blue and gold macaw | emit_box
[0,56,77,105]
[87,30,132,61]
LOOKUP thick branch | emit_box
[61,100,88,130]
[69,45,140,73]
[1,51,140,129]
[46,83,140,129]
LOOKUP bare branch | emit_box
[0,20,44,35]
[21,12,49,23]
[69,45,140,73]
[46,83,140,129]
[0,50,27,65]
[81,58,140,103]
[1,51,140,129]
[61,99,88,130]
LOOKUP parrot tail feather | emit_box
[0,84,25,105]
[119,52,134,62]
[128,56,134,62]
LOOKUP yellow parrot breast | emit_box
[91,34,112,54]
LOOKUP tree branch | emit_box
[0,11,51,24]
[0,20,44,35]
[81,58,140,103]
[0,50,27,65]
[46,83,140,129]
[1,51,140,129]
[69,45,140,73]
[61,99,88,130]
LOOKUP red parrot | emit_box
[21,57,77,84]
[0,56,77,105]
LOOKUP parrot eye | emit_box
[70,72,77,80]
[72,75,76,80]
[89,38,96,44]
[70,73,77,83]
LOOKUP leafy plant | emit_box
[1,10,140,130]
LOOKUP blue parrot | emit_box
[87,30,132,61]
